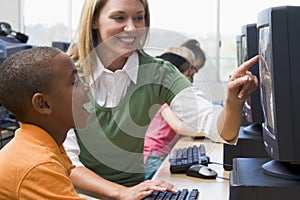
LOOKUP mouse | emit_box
[186,164,218,179]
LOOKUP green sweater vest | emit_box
[75,53,191,186]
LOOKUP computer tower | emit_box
[230,158,300,200]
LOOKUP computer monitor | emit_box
[236,35,242,67]
[240,23,264,135]
[52,41,71,52]
[0,36,34,65]
[257,5,300,180]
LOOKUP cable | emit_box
[216,176,230,181]
[209,161,232,168]
[208,161,232,181]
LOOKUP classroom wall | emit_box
[0,0,226,102]
[0,0,20,30]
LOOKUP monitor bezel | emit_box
[257,5,300,179]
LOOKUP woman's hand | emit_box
[218,55,260,142]
[227,55,259,102]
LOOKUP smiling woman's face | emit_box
[93,0,146,59]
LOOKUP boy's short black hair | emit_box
[0,46,62,121]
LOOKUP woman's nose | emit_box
[124,20,136,31]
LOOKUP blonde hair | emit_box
[165,46,195,65]
[71,0,150,77]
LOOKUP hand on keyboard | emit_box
[144,189,199,200]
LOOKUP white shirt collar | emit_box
[91,51,139,85]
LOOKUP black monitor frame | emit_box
[51,41,71,52]
[257,5,300,180]
[240,23,264,136]
[236,35,243,67]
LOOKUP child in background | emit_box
[0,47,90,199]
[144,47,206,179]
[181,39,207,83]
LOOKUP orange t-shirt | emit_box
[0,123,85,200]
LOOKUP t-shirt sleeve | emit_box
[19,162,85,200]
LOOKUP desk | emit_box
[152,136,230,200]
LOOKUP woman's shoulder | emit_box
[138,51,163,64]
[138,51,179,72]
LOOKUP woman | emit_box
[64,0,259,199]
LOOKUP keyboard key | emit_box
[170,144,210,173]
[143,189,199,200]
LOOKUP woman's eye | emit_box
[134,15,144,22]
[113,16,125,22]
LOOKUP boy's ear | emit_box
[31,93,51,115]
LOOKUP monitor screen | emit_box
[240,23,264,135]
[259,26,275,134]
[257,5,300,180]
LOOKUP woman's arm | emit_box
[161,106,205,137]
[169,56,259,144]
[64,130,176,200]
[217,55,259,142]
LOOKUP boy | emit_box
[0,47,90,199]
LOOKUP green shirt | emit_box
[75,53,191,186]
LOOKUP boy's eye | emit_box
[73,79,80,86]
[73,75,81,87]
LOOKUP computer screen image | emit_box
[257,5,300,180]
[240,23,264,136]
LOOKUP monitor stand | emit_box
[262,160,300,180]
[242,123,262,136]
[223,125,269,170]
[230,158,300,200]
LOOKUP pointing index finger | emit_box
[232,55,259,79]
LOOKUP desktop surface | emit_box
[152,136,230,200]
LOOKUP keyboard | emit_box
[169,144,209,173]
[144,189,199,200]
